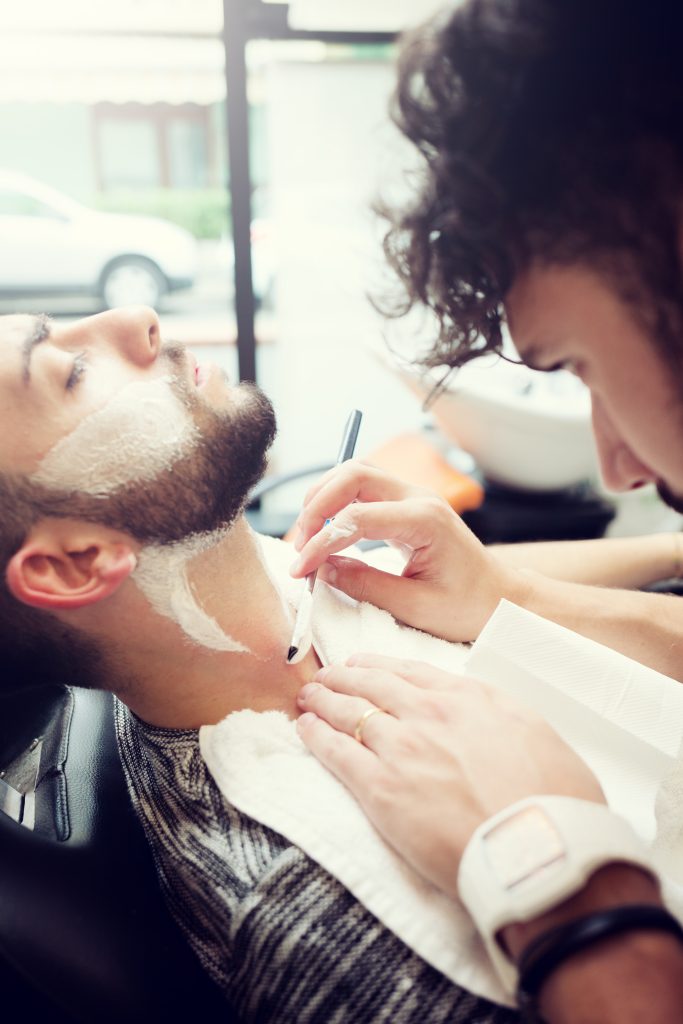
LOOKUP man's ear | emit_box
[5,520,138,611]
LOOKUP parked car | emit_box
[0,170,197,310]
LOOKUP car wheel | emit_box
[100,257,166,310]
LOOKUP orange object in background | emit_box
[366,432,484,514]
[280,430,483,544]
[283,432,484,543]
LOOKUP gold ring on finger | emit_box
[354,706,383,745]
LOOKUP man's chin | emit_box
[656,479,683,515]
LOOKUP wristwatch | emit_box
[457,795,657,994]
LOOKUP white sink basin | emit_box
[402,355,600,492]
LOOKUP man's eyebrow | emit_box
[21,314,52,384]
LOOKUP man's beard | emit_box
[15,354,277,545]
[656,478,683,516]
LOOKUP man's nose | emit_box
[103,305,161,365]
[80,306,161,366]
[591,395,653,491]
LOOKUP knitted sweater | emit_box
[115,699,518,1023]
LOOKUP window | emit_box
[97,116,160,190]
[94,104,213,191]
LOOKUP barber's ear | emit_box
[5,522,137,611]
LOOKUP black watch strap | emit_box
[516,904,683,1022]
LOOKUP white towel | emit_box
[201,537,508,1003]
[200,538,683,1006]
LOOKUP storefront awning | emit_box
[0,34,226,105]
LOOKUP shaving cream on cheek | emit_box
[30,377,198,497]
[133,531,251,654]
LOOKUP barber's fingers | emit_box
[301,661,471,722]
[292,504,405,576]
[300,461,415,512]
[325,657,542,722]
[297,681,399,754]
[315,555,436,625]
[291,496,446,579]
[343,653,472,694]
[296,462,423,550]
[299,459,374,511]
[301,664,416,718]
[296,712,381,793]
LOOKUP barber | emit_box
[290,0,683,1019]
[292,471,683,1022]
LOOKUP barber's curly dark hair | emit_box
[382,0,683,370]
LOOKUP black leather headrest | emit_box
[0,685,231,1023]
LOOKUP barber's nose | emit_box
[591,395,653,491]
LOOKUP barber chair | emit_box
[0,682,233,1024]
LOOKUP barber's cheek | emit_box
[590,396,651,492]
[591,421,618,492]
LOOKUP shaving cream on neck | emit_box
[134,530,250,654]
[31,377,197,497]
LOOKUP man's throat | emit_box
[126,519,321,727]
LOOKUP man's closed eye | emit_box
[66,352,88,391]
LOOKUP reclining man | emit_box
[1,306,682,1022]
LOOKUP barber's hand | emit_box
[297,654,604,898]
[290,461,525,643]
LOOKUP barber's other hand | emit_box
[290,462,525,643]
[297,654,604,898]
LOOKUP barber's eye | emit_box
[66,351,87,391]
[540,359,582,377]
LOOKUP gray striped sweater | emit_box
[115,699,519,1023]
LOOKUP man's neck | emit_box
[113,518,321,729]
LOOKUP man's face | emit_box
[0,306,276,542]
[505,264,683,512]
